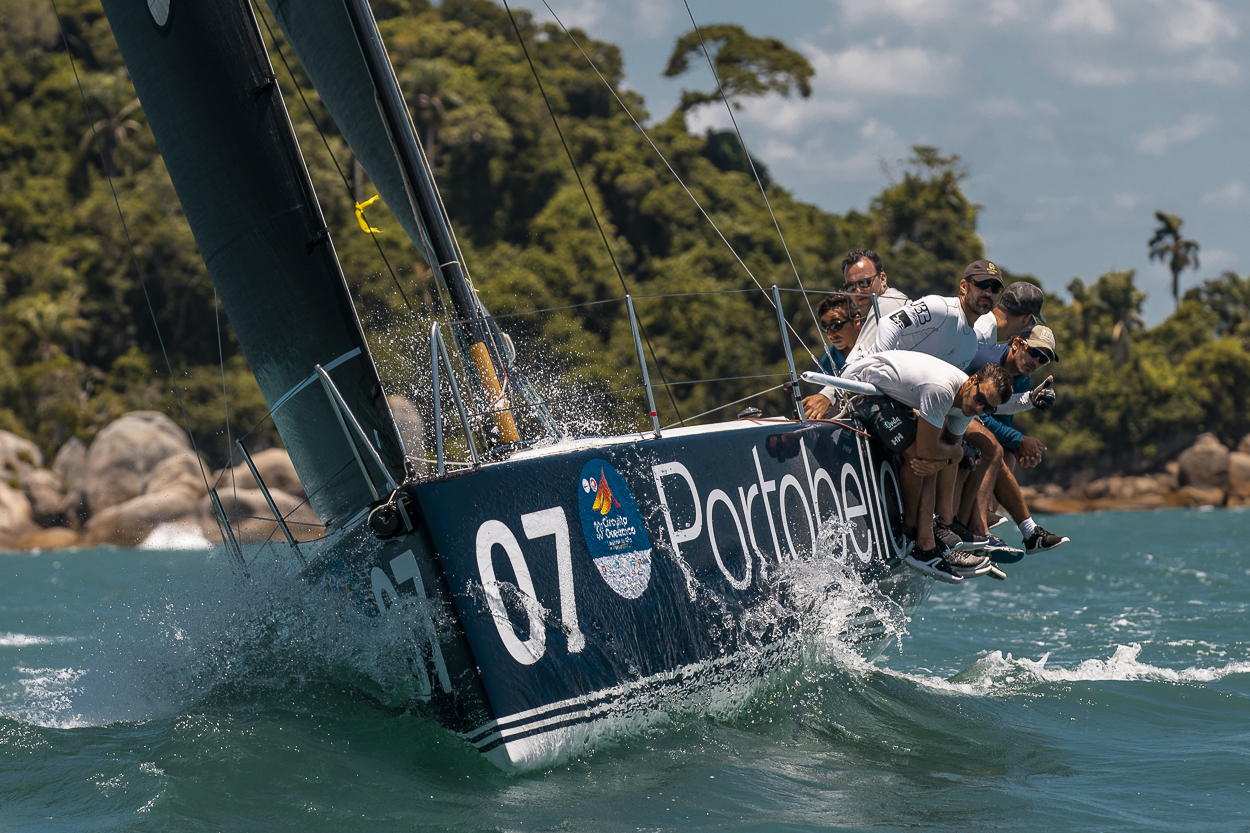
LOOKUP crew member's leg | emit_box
[1000,451,1071,553]
[899,445,937,550]
[959,421,1003,534]
[994,452,1030,524]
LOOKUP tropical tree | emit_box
[1183,271,1250,340]
[663,24,813,114]
[1148,210,1200,309]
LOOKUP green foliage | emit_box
[0,0,1240,480]
[663,23,814,113]
[1018,267,1250,474]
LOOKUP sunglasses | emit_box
[1023,345,1051,365]
[844,272,882,291]
[973,381,998,414]
[823,316,857,334]
[970,278,1004,293]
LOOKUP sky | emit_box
[508,0,1249,324]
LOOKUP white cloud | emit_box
[748,119,909,185]
[811,45,960,96]
[534,0,607,30]
[1024,192,1149,224]
[837,0,966,27]
[1137,113,1217,155]
[1202,181,1246,205]
[1048,0,1118,35]
[633,0,676,39]
[1053,60,1136,87]
[973,96,1061,119]
[1155,0,1237,51]
[827,0,1242,91]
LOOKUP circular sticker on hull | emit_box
[578,459,652,599]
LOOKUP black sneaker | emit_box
[1023,526,1070,554]
[987,512,1010,530]
[934,520,981,552]
[984,534,1025,564]
[942,548,993,577]
[947,518,990,551]
[904,543,963,584]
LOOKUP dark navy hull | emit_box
[309,418,930,769]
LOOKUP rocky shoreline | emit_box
[0,413,1246,551]
[0,411,318,551]
[1023,432,1250,515]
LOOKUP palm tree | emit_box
[78,97,143,178]
[1148,211,1200,309]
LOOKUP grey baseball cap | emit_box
[1000,281,1046,324]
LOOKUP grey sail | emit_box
[265,0,440,277]
[100,0,406,530]
[267,0,527,443]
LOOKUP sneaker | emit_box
[947,518,990,550]
[942,548,994,577]
[987,512,1010,530]
[984,534,1025,564]
[904,544,963,584]
[934,520,982,552]
[1023,526,1070,554]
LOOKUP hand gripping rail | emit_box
[800,371,881,397]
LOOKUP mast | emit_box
[342,0,521,446]
[267,0,522,446]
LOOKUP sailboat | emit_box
[98,0,930,769]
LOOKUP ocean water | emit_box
[2,508,1248,832]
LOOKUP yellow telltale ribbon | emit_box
[354,194,382,234]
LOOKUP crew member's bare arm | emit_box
[905,419,964,476]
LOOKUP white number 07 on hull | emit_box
[476,507,585,665]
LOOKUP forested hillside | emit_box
[1,0,1246,482]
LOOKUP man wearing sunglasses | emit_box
[803,296,864,418]
[975,280,1046,345]
[840,249,910,364]
[843,350,1014,584]
[959,324,1069,555]
[806,250,909,418]
[873,259,1005,371]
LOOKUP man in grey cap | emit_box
[961,323,1070,555]
[975,280,1046,345]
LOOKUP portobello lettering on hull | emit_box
[578,460,652,599]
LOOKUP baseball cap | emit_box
[962,259,1003,283]
[1000,281,1046,323]
[1018,323,1058,362]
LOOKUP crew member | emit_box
[965,325,1071,554]
[803,295,863,418]
[975,280,1046,345]
[843,350,1013,583]
[874,259,1003,370]
[805,249,908,418]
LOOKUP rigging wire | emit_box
[679,0,828,357]
[253,3,421,321]
[50,0,219,521]
[537,0,820,367]
[501,0,686,426]
[214,288,238,505]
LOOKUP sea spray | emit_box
[2,544,440,729]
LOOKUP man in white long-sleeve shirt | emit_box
[803,249,909,419]
[874,259,1004,368]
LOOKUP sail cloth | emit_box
[100,0,407,531]
[264,0,440,276]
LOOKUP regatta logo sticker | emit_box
[578,459,652,599]
[889,309,912,329]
